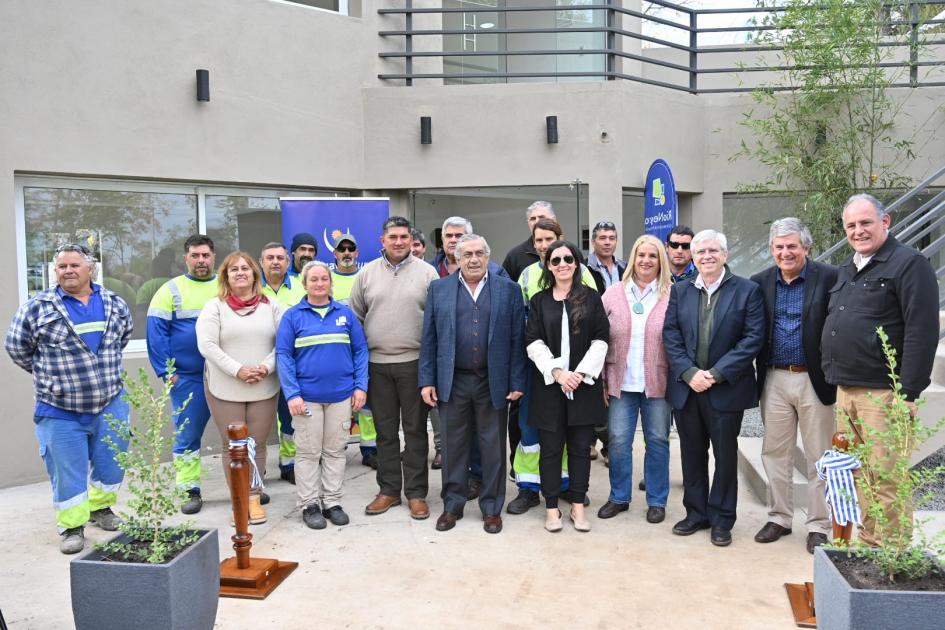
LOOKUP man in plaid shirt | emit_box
[5,244,133,554]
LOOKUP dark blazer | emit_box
[663,272,766,412]
[751,259,838,406]
[525,287,610,429]
[419,272,527,410]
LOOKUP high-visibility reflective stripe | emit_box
[519,443,541,453]
[167,279,183,311]
[74,321,107,334]
[54,491,89,512]
[89,479,122,493]
[58,500,91,531]
[147,307,174,320]
[295,333,350,348]
[88,486,118,511]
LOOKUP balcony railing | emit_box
[377,0,945,92]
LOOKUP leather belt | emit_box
[773,364,807,373]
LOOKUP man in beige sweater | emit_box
[350,216,439,519]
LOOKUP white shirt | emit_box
[459,271,489,301]
[621,280,658,393]
[853,252,874,271]
[694,273,724,306]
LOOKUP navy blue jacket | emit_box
[419,272,527,410]
[662,272,766,412]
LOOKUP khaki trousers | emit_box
[294,398,352,510]
[206,387,277,497]
[760,369,834,534]
[836,386,912,546]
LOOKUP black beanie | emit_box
[290,232,318,254]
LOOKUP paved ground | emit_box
[2,434,941,629]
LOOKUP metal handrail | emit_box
[816,165,945,262]
[378,0,945,92]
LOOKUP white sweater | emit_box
[196,297,283,402]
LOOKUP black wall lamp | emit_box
[420,116,432,145]
[546,116,558,144]
[196,69,210,102]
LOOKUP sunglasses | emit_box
[667,241,691,250]
[549,255,575,267]
[335,244,357,253]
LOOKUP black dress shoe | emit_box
[431,450,443,470]
[711,527,732,547]
[467,478,482,501]
[435,511,462,532]
[597,501,629,519]
[754,521,792,544]
[506,489,540,514]
[672,518,711,536]
[260,492,270,506]
[280,469,296,485]
[560,490,590,507]
[646,506,666,523]
[806,532,829,554]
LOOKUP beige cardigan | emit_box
[196,297,283,402]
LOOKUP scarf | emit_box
[226,292,268,317]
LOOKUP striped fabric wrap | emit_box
[229,437,264,490]
[816,449,862,526]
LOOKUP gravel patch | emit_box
[738,406,945,510]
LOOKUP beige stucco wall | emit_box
[1,0,944,488]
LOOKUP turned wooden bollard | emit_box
[219,424,298,600]
[830,431,855,545]
[227,424,253,570]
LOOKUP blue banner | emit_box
[279,197,390,267]
[643,159,678,243]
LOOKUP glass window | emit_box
[722,193,799,278]
[18,179,346,349]
[23,186,198,339]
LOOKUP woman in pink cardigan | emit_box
[597,235,673,524]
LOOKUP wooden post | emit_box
[830,431,854,544]
[785,430,859,627]
[219,424,298,599]
[228,424,252,570]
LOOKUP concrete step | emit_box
[737,436,807,505]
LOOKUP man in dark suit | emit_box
[420,234,527,534]
[750,218,838,554]
[663,229,765,547]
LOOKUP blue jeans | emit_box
[607,393,671,506]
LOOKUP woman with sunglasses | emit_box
[524,240,609,532]
[598,235,673,524]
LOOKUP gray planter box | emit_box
[814,547,945,630]
[71,528,219,630]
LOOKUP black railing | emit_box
[377,0,945,92]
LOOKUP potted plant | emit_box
[814,328,945,630]
[70,365,219,630]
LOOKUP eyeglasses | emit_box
[335,244,357,253]
[549,255,575,267]
[666,241,691,250]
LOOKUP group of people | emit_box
[6,193,937,556]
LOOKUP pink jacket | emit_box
[601,282,670,399]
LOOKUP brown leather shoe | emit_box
[483,515,503,534]
[754,521,792,543]
[435,511,461,531]
[365,494,402,515]
[408,498,430,520]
